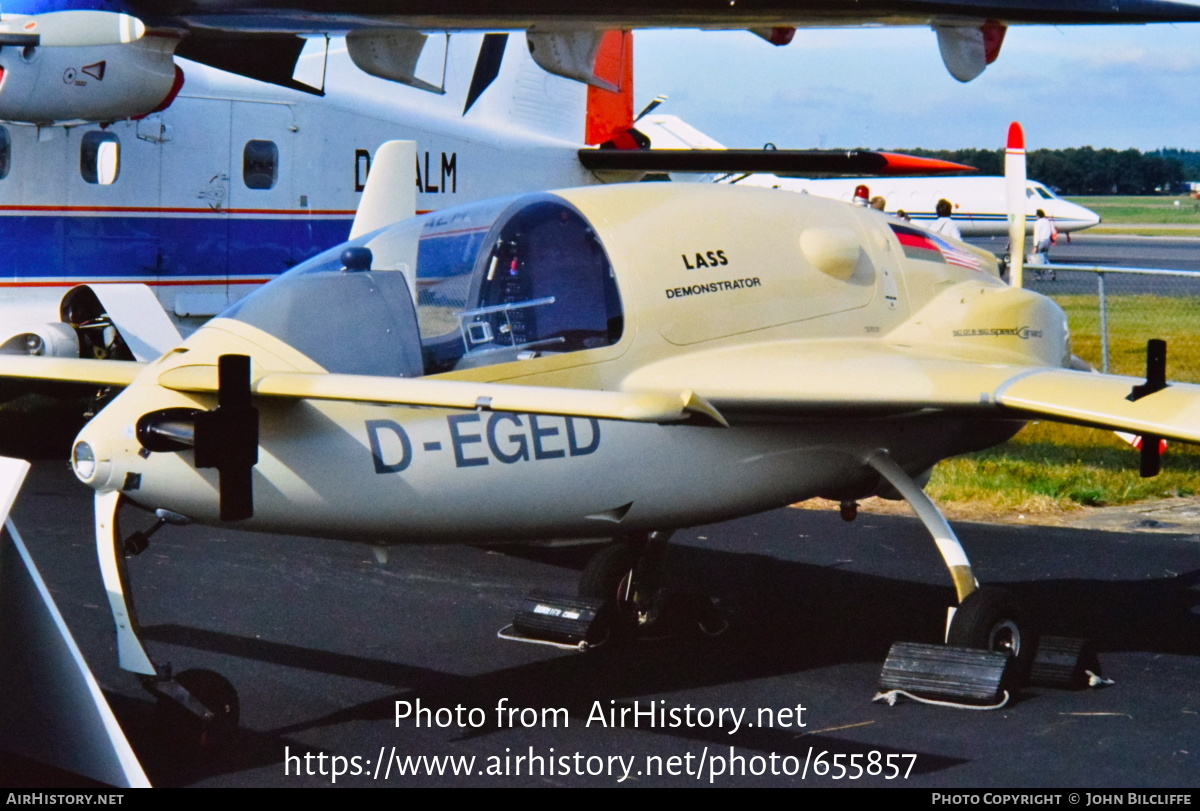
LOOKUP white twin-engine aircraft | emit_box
[0,141,1195,747]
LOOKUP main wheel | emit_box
[156,668,240,754]
[948,587,1037,686]
[580,543,656,637]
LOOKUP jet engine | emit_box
[0,34,182,125]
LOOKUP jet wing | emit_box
[618,341,1200,444]
[155,365,727,426]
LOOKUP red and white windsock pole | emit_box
[1005,121,1027,288]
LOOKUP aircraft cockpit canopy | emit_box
[1027,183,1060,200]
[223,193,624,378]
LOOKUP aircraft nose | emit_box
[1070,201,1101,228]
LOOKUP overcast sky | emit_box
[634,24,1200,152]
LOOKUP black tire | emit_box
[579,543,645,637]
[947,587,1037,687]
[156,668,240,754]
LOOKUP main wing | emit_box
[618,340,1200,444]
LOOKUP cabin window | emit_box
[0,127,9,180]
[80,132,120,185]
[243,140,279,190]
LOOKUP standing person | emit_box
[869,196,887,212]
[928,199,961,240]
[1032,209,1057,280]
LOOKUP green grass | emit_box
[929,421,1200,514]
[1048,293,1200,382]
[1068,195,1200,224]
[925,291,1200,514]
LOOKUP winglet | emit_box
[350,140,418,240]
[1005,121,1027,288]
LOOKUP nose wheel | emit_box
[947,586,1037,683]
[579,532,671,639]
[152,668,240,754]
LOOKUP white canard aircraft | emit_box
[0,141,1194,744]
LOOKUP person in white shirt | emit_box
[1030,209,1059,280]
[928,198,962,240]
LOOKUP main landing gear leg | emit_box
[865,450,1036,675]
[96,491,239,751]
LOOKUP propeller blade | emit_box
[193,354,258,522]
[1005,121,1027,288]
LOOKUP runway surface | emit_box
[6,462,1200,788]
[969,233,1200,296]
[3,231,1199,788]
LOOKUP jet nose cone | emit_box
[1071,202,1101,229]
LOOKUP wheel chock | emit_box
[1029,636,1104,690]
[497,591,609,650]
[877,642,1012,707]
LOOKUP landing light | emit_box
[72,441,95,480]
[23,334,43,355]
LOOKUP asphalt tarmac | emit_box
[2,233,1199,789]
[6,458,1200,788]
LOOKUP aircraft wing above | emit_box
[8,0,1200,91]
[617,341,1200,444]
[17,0,1200,30]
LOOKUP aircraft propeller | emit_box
[136,354,259,522]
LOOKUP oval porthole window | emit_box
[243,140,279,190]
[0,127,10,181]
[81,131,120,185]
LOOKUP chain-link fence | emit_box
[1026,265,1200,382]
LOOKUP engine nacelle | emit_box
[0,34,182,125]
[0,320,78,358]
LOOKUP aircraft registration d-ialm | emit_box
[0,31,966,364]
[1,141,1197,745]
[4,0,1200,93]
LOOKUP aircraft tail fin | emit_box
[585,31,636,146]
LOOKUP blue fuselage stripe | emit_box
[0,215,352,280]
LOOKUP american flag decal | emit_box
[889,223,983,272]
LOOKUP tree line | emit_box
[895,147,1198,195]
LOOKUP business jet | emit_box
[743,175,1102,237]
